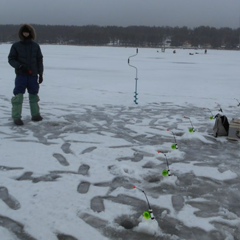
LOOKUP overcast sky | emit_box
[1,0,240,29]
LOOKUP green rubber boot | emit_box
[11,94,24,125]
[29,94,43,121]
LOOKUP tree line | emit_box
[0,24,239,49]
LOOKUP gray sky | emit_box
[1,0,240,28]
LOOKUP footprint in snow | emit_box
[81,147,97,154]
[94,176,135,194]
[77,181,91,194]
[61,142,73,154]
[78,164,90,176]
[16,171,33,180]
[0,186,21,210]
[0,215,37,239]
[57,234,78,240]
[16,172,61,183]
[90,196,105,212]
[172,194,185,212]
[79,212,108,229]
[53,153,69,166]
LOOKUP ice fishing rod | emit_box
[157,151,171,177]
[184,116,195,133]
[235,98,240,106]
[133,186,155,220]
[167,130,178,149]
[204,108,214,120]
[215,102,223,113]
[128,48,139,104]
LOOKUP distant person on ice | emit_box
[8,24,44,126]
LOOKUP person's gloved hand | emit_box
[38,75,43,84]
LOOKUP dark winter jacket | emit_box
[8,24,44,76]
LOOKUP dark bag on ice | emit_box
[213,114,229,137]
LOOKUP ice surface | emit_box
[0,44,240,240]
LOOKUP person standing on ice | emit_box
[8,24,44,126]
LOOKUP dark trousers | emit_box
[13,75,39,95]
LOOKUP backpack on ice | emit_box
[213,114,229,137]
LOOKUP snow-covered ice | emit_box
[0,44,240,240]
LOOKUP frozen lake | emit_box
[0,44,240,240]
